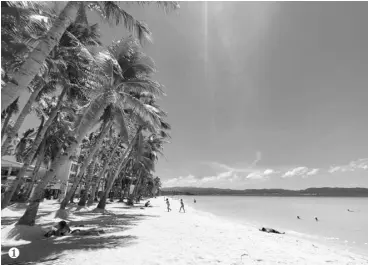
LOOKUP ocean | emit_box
[174,195,368,256]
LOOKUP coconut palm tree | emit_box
[0,20,103,209]
[1,98,20,140]
[87,137,121,205]
[1,18,102,156]
[16,38,164,225]
[1,1,179,111]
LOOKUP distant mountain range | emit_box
[161,187,368,197]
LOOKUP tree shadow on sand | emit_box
[2,233,137,265]
[1,213,50,227]
[1,211,159,265]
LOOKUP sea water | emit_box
[176,196,368,256]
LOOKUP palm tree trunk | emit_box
[95,179,102,201]
[78,158,97,206]
[60,120,113,209]
[1,1,78,112]
[70,177,83,203]
[1,112,12,141]
[18,115,45,201]
[96,131,140,210]
[24,140,46,200]
[132,170,143,199]
[87,181,98,205]
[1,88,66,209]
[1,84,45,156]
[16,137,79,225]
[87,159,112,206]
[16,96,107,225]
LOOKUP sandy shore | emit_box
[2,197,368,265]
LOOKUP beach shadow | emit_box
[1,233,137,265]
[1,211,154,265]
[1,213,50,227]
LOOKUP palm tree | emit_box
[1,1,179,111]
[87,137,121,205]
[96,128,141,211]
[16,37,163,225]
[1,20,103,209]
[65,116,114,208]
[1,18,101,156]
[1,98,20,140]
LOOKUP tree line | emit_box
[1,1,179,226]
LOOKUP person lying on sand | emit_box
[44,221,105,237]
[44,221,71,237]
[259,227,285,234]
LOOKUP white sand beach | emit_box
[2,197,368,265]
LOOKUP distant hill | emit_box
[161,187,368,197]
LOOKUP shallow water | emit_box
[175,195,368,256]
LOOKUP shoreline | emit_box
[169,196,368,258]
[172,195,368,257]
[187,202,368,257]
[2,197,368,264]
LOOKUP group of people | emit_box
[165,198,185,213]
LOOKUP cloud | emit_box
[163,175,199,187]
[307,168,319,176]
[163,157,368,188]
[328,166,341,173]
[246,172,264,179]
[263,169,275,175]
[163,161,275,187]
[328,158,368,174]
[250,151,262,167]
[281,167,309,178]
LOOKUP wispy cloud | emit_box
[328,158,368,174]
[251,151,262,167]
[281,167,309,178]
[307,168,319,176]
[163,157,368,188]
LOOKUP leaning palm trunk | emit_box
[78,159,97,206]
[60,120,112,209]
[16,96,107,225]
[96,132,140,210]
[131,168,144,200]
[24,140,46,200]
[1,111,12,141]
[1,84,45,156]
[87,179,99,205]
[1,89,66,209]
[1,2,78,112]
[87,141,121,205]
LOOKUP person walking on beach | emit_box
[166,198,171,212]
[179,199,185,213]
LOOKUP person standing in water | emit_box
[179,199,185,213]
[194,199,196,203]
[166,198,171,212]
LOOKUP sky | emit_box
[19,2,368,190]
